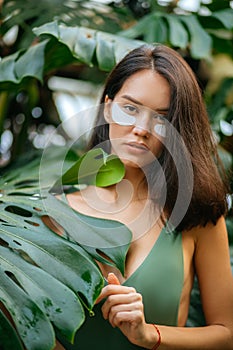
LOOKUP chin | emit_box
[118,154,155,169]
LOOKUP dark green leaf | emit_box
[0,310,24,350]
[39,194,132,275]
[0,221,104,309]
[0,268,55,350]
[0,247,84,343]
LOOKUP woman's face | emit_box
[104,69,170,168]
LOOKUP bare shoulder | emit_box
[187,216,233,326]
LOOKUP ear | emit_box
[103,95,112,123]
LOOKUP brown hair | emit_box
[88,44,229,231]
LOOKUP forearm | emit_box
[150,324,233,350]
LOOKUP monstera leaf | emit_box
[0,148,131,350]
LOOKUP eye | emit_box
[152,113,166,123]
[123,104,138,114]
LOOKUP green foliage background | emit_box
[0,1,232,349]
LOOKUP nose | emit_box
[132,115,151,137]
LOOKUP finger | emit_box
[108,302,143,327]
[96,284,136,304]
[102,292,142,319]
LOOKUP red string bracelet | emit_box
[150,324,161,350]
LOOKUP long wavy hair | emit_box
[87,44,229,231]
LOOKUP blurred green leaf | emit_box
[181,15,212,59]
[212,9,233,30]
[165,15,188,49]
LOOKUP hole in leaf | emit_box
[7,192,35,196]
[24,220,40,227]
[96,249,115,264]
[33,207,42,212]
[0,218,7,223]
[4,271,24,290]
[13,240,21,246]
[4,205,33,217]
[18,250,39,266]
[14,180,38,187]
[0,238,9,247]
[41,215,65,236]
[94,154,104,160]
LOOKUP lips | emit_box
[125,141,149,151]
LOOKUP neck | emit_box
[119,166,149,202]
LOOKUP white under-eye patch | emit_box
[154,124,166,138]
[111,103,136,126]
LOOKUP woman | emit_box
[58,44,233,349]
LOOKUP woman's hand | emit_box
[96,273,156,349]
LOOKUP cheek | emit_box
[108,123,128,141]
[150,137,164,158]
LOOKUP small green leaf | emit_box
[55,148,125,189]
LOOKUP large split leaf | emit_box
[0,247,84,342]
[0,148,131,349]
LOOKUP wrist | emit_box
[149,324,161,350]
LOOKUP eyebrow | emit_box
[121,94,169,112]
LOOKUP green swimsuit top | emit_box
[59,215,184,350]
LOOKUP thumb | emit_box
[107,272,121,285]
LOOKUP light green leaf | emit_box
[54,148,125,189]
